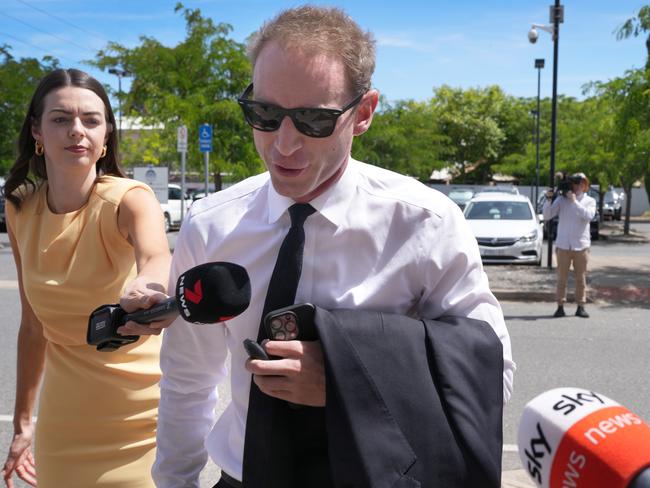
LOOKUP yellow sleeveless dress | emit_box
[6,176,161,488]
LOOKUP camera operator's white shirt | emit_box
[542,191,596,250]
[153,159,515,487]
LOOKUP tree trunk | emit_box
[645,166,650,209]
[623,183,633,235]
[598,184,605,222]
[213,170,222,192]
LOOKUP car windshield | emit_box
[465,201,532,220]
[448,190,473,202]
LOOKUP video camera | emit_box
[555,171,583,197]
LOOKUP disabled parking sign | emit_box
[199,124,212,153]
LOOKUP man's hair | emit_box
[571,172,590,192]
[247,5,376,96]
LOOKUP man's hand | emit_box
[246,340,326,407]
[566,191,576,202]
[117,276,174,336]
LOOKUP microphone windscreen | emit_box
[175,261,251,323]
[518,387,650,488]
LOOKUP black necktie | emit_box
[242,203,315,487]
[257,203,315,339]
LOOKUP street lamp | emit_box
[528,1,563,268]
[534,58,545,210]
[108,67,131,141]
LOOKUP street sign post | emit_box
[177,125,188,153]
[177,125,188,221]
[199,123,212,195]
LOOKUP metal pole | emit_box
[180,151,186,222]
[547,0,561,268]
[117,75,123,142]
[204,152,209,196]
[535,66,541,208]
[109,68,131,143]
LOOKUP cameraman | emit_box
[543,172,596,318]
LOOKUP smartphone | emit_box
[243,338,270,360]
[263,303,317,341]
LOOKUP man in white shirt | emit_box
[543,172,597,318]
[152,6,514,487]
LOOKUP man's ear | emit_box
[353,89,379,137]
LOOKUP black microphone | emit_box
[87,261,251,351]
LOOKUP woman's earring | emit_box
[100,145,107,158]
[35,141,44,156]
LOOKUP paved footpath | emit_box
[486,219,650,307]
[2,219,647,488]
[493,219,649,487]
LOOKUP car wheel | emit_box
[164,213,171,233]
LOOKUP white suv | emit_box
[160,184,192,232]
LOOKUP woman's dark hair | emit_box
[3,68,125,209]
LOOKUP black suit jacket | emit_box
[314,308,504,488]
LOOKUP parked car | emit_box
[447,188,475,211]
[463,192,543,265]
[475,185,520,195]
[602,189,624,221]
[536,189,599,241]
[160,184,192,232]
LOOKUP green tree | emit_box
[591,69,650,233]
[496,94,617,205]
[0,46,59,174]
[352,97,449,180]
[616,5,650,206]
[89,3,261,187]
[616,6,650,67]
[495,97,548,186]
[429,85,527,183]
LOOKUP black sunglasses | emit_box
[237,83,365,138]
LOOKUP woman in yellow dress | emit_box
[1,69,171,487]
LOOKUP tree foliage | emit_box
[2,2,648,222]
[590,69,650,232]
[88,3,262,186]
[352,97,449,180]
[426,85,534,183]
[0,46,59,173]
[616,5,650,209]
[616,6,650,47]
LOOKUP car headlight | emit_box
[519,229,538,242]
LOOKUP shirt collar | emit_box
[266,158,359,227]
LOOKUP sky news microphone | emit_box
[87,261,251,351]
[518,387,650,488]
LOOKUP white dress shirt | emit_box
[542,191,596,251]
[152,159,515,487]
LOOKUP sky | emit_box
[1,0,649,105]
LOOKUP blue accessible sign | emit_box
[199,124,212,153]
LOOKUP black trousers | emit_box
[216,407,332,488]
[213,471,241,488]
